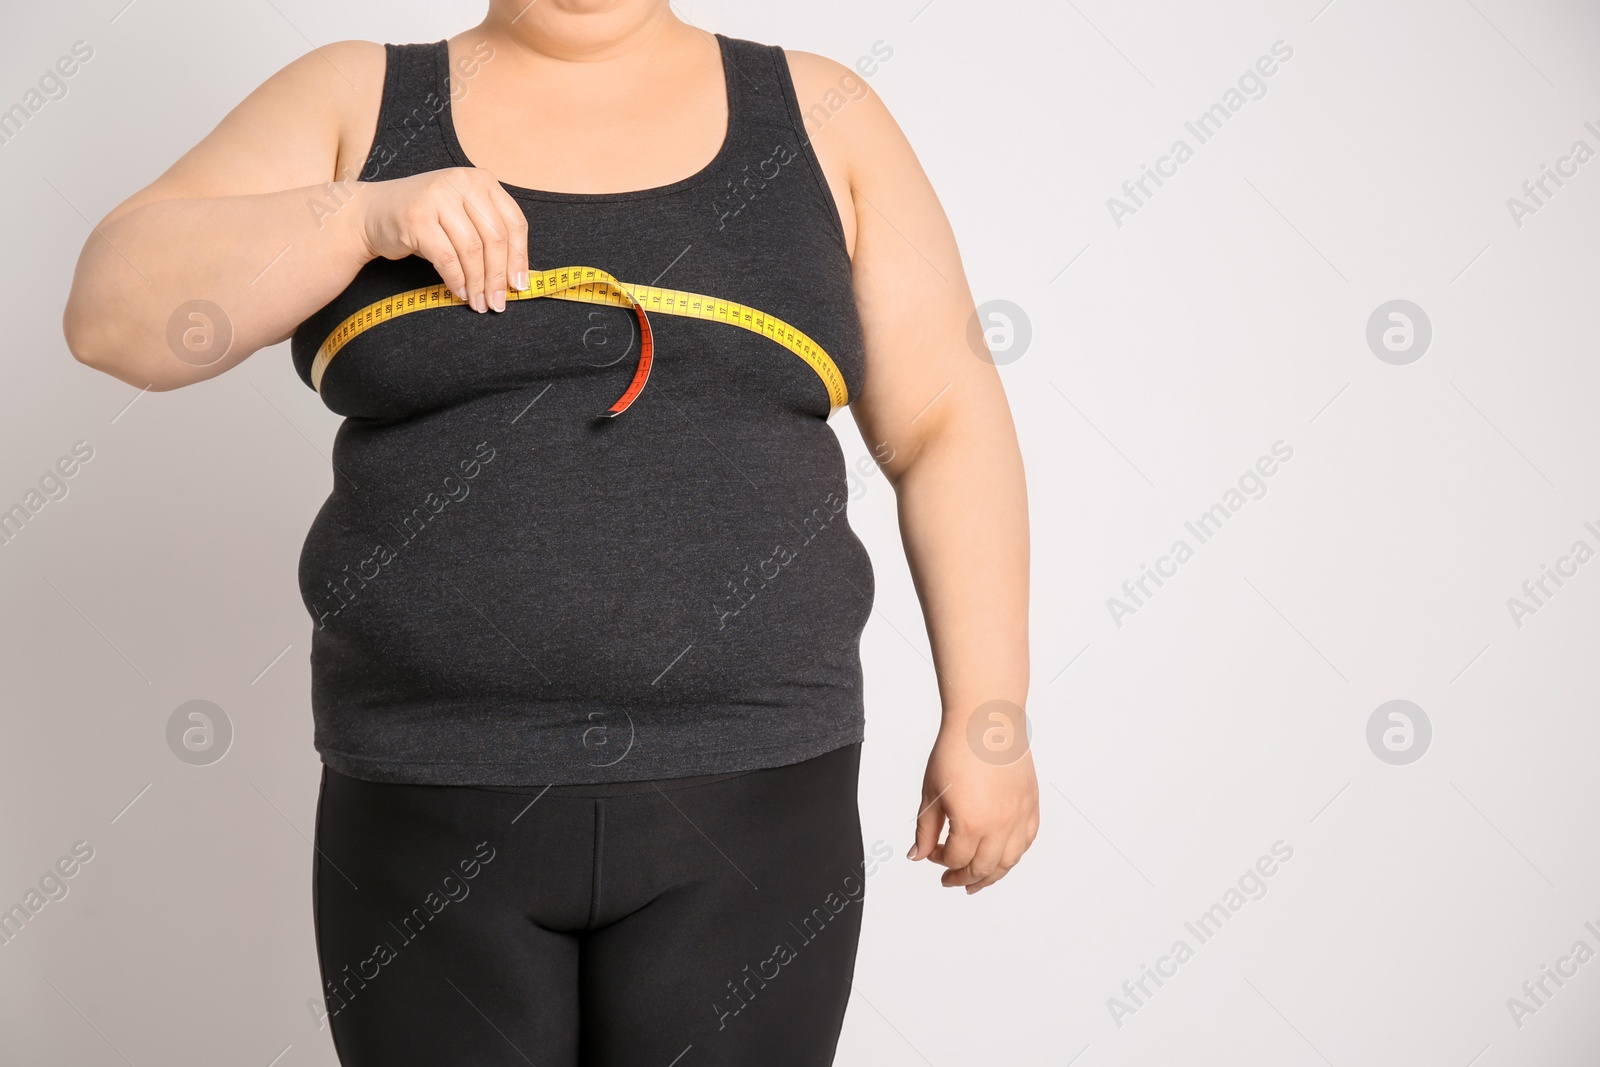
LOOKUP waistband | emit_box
[465,765,758,798]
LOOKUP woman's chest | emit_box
[291,197,864,423]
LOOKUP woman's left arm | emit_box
[792,52,1038,893]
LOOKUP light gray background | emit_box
[3,0,1598,1064]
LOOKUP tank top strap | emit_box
[717,35,807,139]
[354,41,458,183]
[359,36,807,184]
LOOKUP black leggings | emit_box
[311,743,868,1066]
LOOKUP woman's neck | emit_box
[474,0,691,64]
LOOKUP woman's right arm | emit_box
[62,39,528,392]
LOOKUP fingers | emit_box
[909,735,1040,894]
[436,207,487,312]
[910,790,1038,892]
[940,828,1000,892]
[428,171,527,314]
[412,222,469,307]
[491,184,531,295]
[460,191,508,312]
[909,790,946,862]
[960,831,1029,894]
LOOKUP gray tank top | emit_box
[288,34,874,785]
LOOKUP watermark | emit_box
[1107,40,1294,228]
[965,699,1030,765]
[581,708,635,768]
[305,162,365,231]
[710,487,849,632]
[714,41,894,236]
[1366,700,1430,765]
[1504,520,1600,629]
[306,441,497,629]
[845,441,897,501]
[1505,920,1600,1030]
[0,840,95,948]
[1505,120,1600,229]
[0,40,94,148]
[1365,300,1431,365]
[311,839,497,1027]
[713,142,799,231]
[166,299,234,367]
[712,838,894,1031]
[306,36,498,228]
[1106,840,1294,1028]
[166,699,233,766]
[967,299,1032,365]
[1107,441,1294,627]
[581,306,637,369]
[0,439,94,549]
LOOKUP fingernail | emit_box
[905,845,916,859]
[471,293,486,313]
[454,287,466,302]
[515,271,529,291]
[490,290,505,313]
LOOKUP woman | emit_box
[62,2,1036,1063]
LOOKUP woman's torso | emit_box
[288,32,875,786]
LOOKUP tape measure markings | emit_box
[310,265,848,416]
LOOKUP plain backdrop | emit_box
[3,0,1599,1064]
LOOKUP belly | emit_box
[296,388,875,711]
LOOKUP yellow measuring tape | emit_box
[311,265,848,417]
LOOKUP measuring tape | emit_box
[311,265,849,417]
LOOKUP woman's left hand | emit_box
[909,726,1040,894]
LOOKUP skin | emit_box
[61,0,1037,894]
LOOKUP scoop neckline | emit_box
[434,33,740,204]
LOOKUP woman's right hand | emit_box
[354,167,530,313]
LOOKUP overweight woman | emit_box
[62,2,1036,1063]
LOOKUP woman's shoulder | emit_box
[777,47,857,85]
[776,44,901,141]
[237,40,395,187]
[180,38,390,186]
[774,44,908,178]
[252,39,389,114]
[281,41,390,183]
